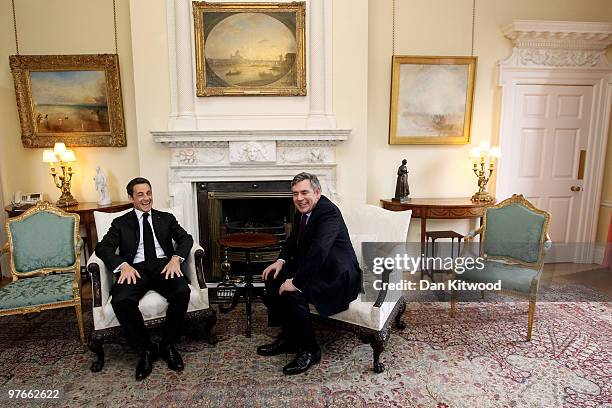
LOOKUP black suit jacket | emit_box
[280,195,361,317]
[96,208,194,273]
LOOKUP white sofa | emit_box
[310,204,412,373]
[86,206,217,372]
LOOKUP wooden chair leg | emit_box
[203,310,219,345]
[75,303,85,344]
[527,297,536,341]
[393,298,406,330]
[450,289,457,317]
[89,335,105,372]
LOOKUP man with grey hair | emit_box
[259,172,361,375]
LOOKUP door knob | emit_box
[570,186,582,192]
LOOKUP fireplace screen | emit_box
[197,181,294,282]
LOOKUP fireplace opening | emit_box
[197,181,294,282]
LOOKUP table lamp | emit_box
[469,141,501,202]
[42,143,78,207]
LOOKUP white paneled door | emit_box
[505,85,593,262]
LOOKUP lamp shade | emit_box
[42,150,56,163]
[53,142,67,155]
[490,146,502,158]
[60,150,76,162]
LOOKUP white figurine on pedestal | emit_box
[94,166,111,205]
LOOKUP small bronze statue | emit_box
[392,159,410,203]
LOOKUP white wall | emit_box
[367,0,612,241]
[0,0,140,206]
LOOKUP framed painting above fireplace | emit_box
[192,1,306,96]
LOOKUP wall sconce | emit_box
[469,141,501,203]
[42,143,78,207]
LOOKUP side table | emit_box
[218,232,278,338]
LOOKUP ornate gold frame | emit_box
[1,201,84,343]
[389,55,476,145]
[9,54,126,147]
[192,1,306,96]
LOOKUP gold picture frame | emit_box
[9,54,126,148]
[389,55,477,145]
[193,1,306,96]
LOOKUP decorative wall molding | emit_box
[502,20,612,68]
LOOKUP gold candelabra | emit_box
[469,142,500,203]
[42,143,78,207]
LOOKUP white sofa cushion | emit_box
[93,284,209,330]
[310,298,397,331]
[318,205,411,330]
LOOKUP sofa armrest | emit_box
[87,252,112,308]
[184,244,207,289]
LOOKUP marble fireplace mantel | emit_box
[152,128,351,240]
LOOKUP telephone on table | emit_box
[11,191,42,209]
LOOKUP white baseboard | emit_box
[593,244,605,265]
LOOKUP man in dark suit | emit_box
[258,172,361,375]
[96,177,193,381]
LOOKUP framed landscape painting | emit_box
[192,1,306,96]
[389,56,477,145]
[9,54,126,147]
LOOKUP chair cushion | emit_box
[310,297,398,331]
[0,273,75,310]
[457,261,539,293]
[484,203,547,264]
[9,212,76,273]
[92,285,209,330]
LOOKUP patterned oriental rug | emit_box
[0,283,609,408]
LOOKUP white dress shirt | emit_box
[133,209,167,263]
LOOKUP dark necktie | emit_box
[298,214,306,244]
[142,213,157,265]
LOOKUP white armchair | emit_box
[310,204,412,373]
[87,207,217,372]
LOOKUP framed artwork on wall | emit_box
[389,55,477,145]
[9,54,126,148]
[192,1,306,96]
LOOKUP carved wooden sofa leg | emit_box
[394,300,407,330]
[89,335,105,373]
[202,309,219,345]
[370,328,390,373]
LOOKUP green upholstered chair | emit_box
[0,201,84,344]
[450,194,551,341]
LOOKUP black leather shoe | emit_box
[135,348,158,381]
[257,338,296,356]
[282,348,321,375]
[160,344,184,372]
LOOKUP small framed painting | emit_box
[389,55,477,145]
